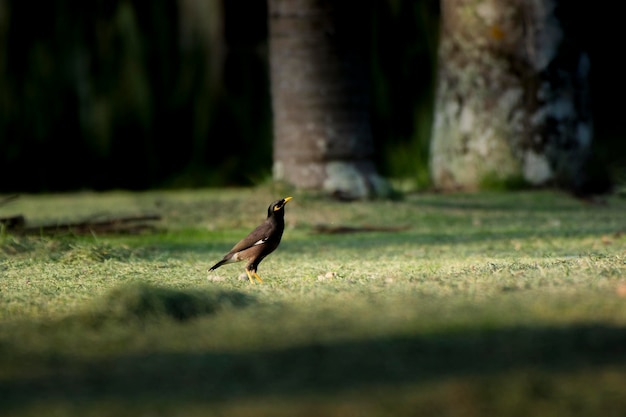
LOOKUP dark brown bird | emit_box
[209,197,293,283]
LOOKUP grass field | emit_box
[1,187,626,416]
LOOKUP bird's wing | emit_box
[226,222,273,255]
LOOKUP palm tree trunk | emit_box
[430,0,592,191]
[268,0,389,199]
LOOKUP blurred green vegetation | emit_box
[0,0,623,192]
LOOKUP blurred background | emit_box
[0,0,623,193]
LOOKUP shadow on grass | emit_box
[3,191,624,262]
[137,221,625,260]
[409,192,592,212]
[68,282,258,325]
[3,224,621,263]
[2,322,626,409]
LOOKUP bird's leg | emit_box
[245,269,256,284]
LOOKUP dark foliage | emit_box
[0,0,623,192]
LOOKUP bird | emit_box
[208,197,293,283]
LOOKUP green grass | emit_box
[1,187,626,416]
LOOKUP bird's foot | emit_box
[245,270,263,284]
[252,271,264,283]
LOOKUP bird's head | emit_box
[267,196,293,217]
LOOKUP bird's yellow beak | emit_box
[274,196,293,211]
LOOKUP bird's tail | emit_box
[209,260,227,271]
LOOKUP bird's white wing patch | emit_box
[253,237,268,246]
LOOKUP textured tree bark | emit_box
[430,0,592,191]
[268,0,389,199]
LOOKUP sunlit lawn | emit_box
[1,187,625,416]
